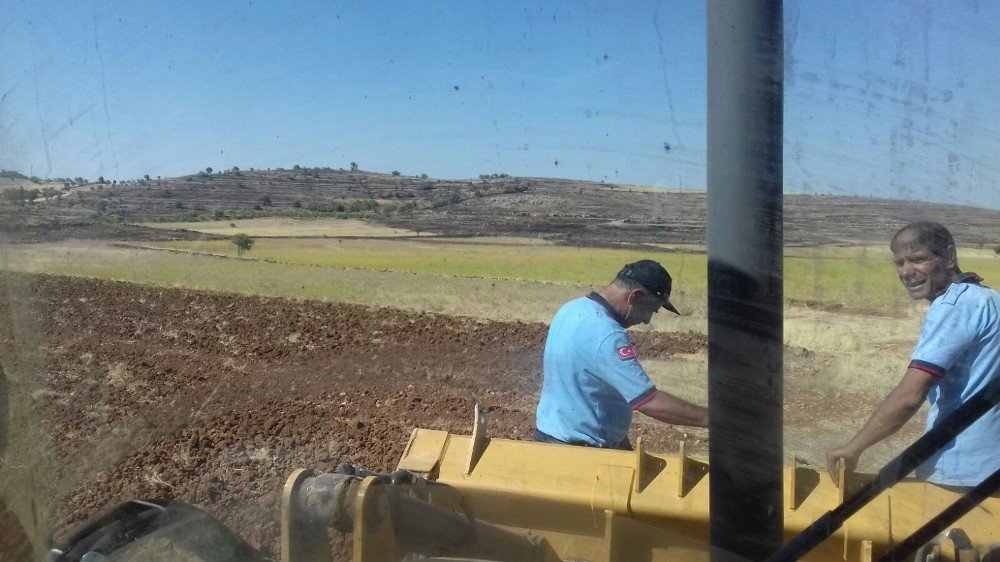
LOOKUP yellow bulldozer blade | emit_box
[282,407,1000,562]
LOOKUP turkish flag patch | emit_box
[616,345,637,360]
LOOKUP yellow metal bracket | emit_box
[787,451,820,511]
[633,437,667,494]
[676,440,709,498]
[354,476,397,562]
[839,461,848,504]
[281,468,330,562]
[466,403,489,475]
[397,428,449,474]
[861,539,873,562]
[634,437,646,493]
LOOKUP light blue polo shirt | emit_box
[535,293,658,447]
[910,276,1000,486]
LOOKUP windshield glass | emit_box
[2,2,998,561]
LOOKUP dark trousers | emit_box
[533,429,633,451]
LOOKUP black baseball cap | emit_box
[617,259,680,315]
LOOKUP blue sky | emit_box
[2,0,997,208]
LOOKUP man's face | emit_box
[626,290,663,326]
[893,232,955,302]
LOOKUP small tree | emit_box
[350,162,358,171]
[993,245,1000,256]
[205,167,213,174]
[391,170,401,176]
[232,233,254,256]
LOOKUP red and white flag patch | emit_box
[616,345,637,360]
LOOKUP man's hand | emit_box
[825,445,860,486]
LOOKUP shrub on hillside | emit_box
[232,233,254,256]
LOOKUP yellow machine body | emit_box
[377,423,1000,561]
[280,409,1000,562]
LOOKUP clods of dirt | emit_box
[0,273,705,560]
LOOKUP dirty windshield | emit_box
[2,2,999,561]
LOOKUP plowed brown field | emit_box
[0,274,707,560]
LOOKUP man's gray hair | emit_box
[614,275,645,292]
[891,221,961,271]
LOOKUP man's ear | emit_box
[627,288,645,304]
[945,244,958,271]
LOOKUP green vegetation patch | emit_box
[153,238,1000,313]
[8,238,1000,317]
[1,241,585,324]
[158,237,706,288]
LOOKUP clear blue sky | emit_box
[2,0,998,208]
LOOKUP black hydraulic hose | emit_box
[876,466,1000,562]
[765,374,1000,562]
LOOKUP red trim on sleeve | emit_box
[909,362,945,379]
[631,389,659,410]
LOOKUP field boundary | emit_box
[106,242,589,286]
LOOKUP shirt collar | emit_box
[954,272,984,285]
[587,291,627,327]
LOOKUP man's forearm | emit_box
[842,387,924,456]
[841,368,935,456]
[826,367,936,484]
[637,391,709,428]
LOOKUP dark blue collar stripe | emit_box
[587,291,626,328]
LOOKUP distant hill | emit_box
[1,167,998,248]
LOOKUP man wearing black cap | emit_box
[534,259,709,450]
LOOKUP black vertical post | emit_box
[707,1,784,561]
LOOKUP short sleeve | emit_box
[911,298,978,378]
[595,331,657,406]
